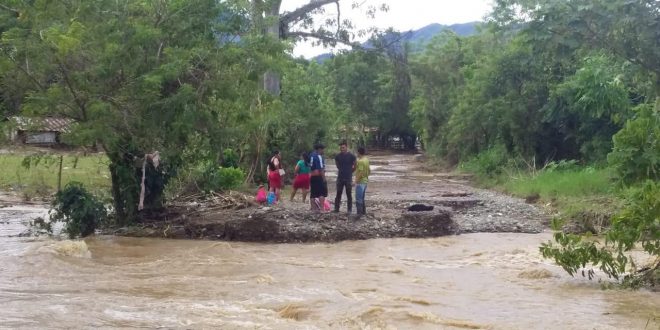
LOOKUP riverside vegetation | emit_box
[0,0,658,287]
[420,0,659,287]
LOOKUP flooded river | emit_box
[1,206,658,329]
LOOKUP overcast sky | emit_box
[281,0,494,58]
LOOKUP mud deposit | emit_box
[113,154,546,242]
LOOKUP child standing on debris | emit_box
[255,184,267,204]
[354,147,370,216]
[291,152,311,203]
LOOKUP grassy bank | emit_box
[460,161,624,231]
[0,153,110,200]
[502,167,622,218]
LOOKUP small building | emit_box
[4,116,75,145]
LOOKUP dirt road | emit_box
[350,153,547,233]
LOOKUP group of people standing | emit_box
[265,141,371,216]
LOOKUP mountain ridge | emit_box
[312,21,480,62]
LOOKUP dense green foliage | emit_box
[0,0,336,220]
[448,0,658,285]
[411,30,643,165]
[406,0,658,285]
[201,166,246,192]
[1,0,240,223]
[410,1,658,171]
[608,104,660,184]
[50,182,107,238]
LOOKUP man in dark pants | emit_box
[334,141,356,214]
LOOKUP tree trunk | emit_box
[107,149,166,225]
[108,152,140,226]
[263,70,281,95]
[263,1,282,95]
[655,77,660,113]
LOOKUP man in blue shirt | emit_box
[309,143,327,212]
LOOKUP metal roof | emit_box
[8,116,75,133]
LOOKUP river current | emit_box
[0,205,658,329]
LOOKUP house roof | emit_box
[7,116,75,133]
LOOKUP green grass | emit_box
[0,154,111,200]
[461,163,625,229]
[501,167,623,221]
[503,167,613,199]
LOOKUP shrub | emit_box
[541,180,660,287]
[609,181,660,260]
[221,148,239,168]
[200,166,245,192]
[460,144,511,177]
[608,104,660,184]
[50,182,107,238]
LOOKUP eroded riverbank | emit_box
[110,154,547,242]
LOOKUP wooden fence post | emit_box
[57,155,63,192]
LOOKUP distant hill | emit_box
[312,21,480,62]
[313,53,334,63]
[409,22,478,44]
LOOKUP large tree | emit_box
[491,0,660,96]
[0,0,244,223]
[1,0,384,224]
[249,0,386,93]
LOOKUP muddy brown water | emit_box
[1,154,659,329]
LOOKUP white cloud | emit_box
[281,0,494,58]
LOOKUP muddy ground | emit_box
[109,153,548,242]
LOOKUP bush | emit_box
[541,180,660,287]
[460,144,511,177]
[200,166,245,192]
[221,148,239,168]
[50,182,107,238]
[608,104,660,184]
[609,181,660,260]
